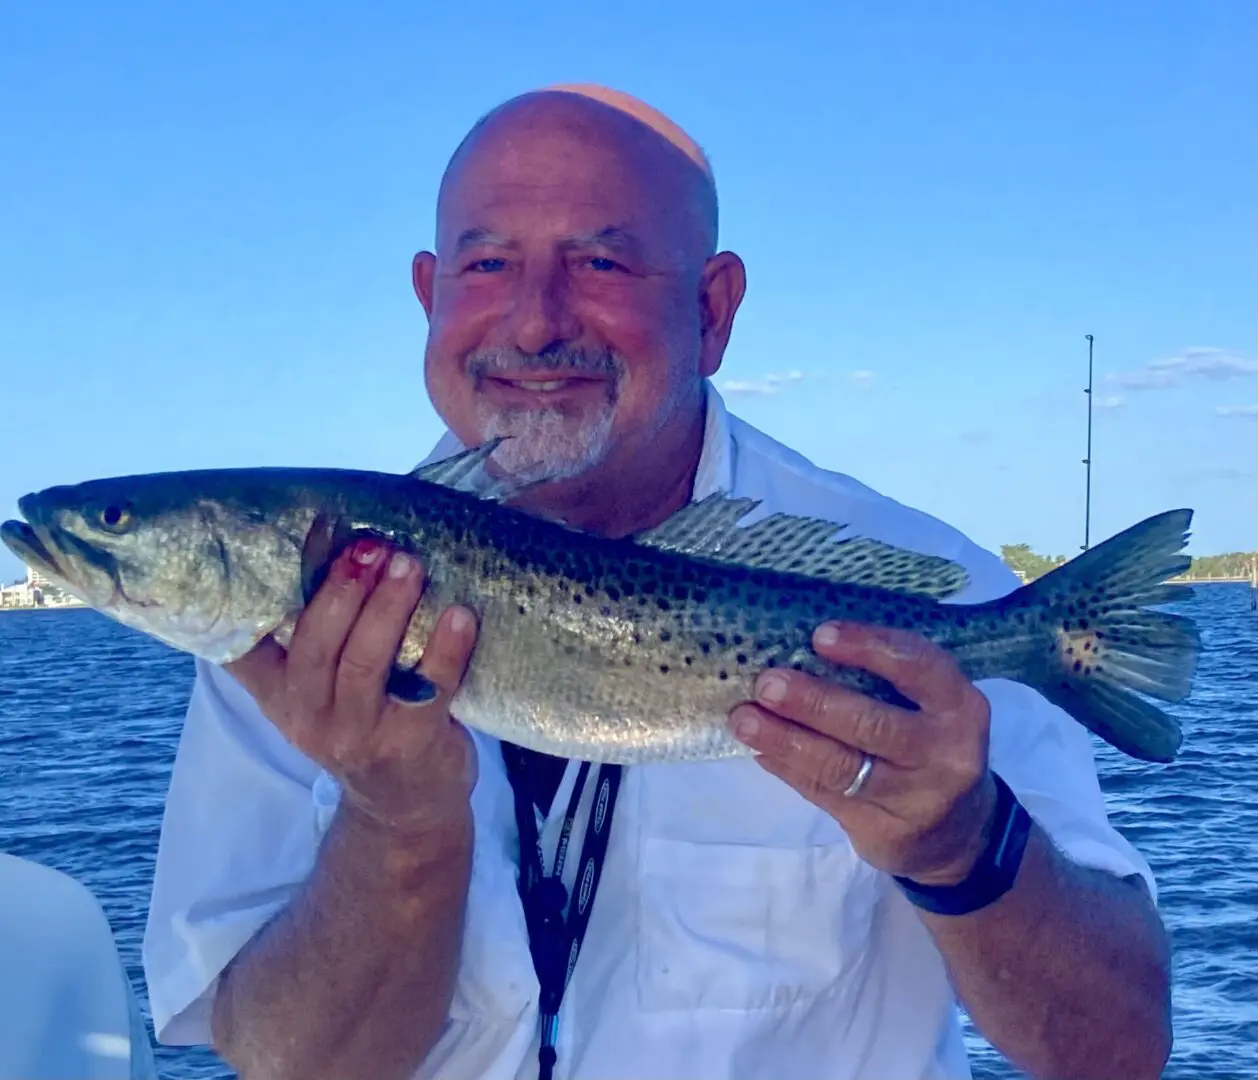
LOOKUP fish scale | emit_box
[1,442,1202,764]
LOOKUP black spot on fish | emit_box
[660,630,672,642]
[607,586,621,602]
[1073,660,1082,672]
[684,655,693,666]
[573,594,583,605]
[700,642,711,655]
[733,634,744,646]
[736,653,748,666]
[718,670,728,680]
[660,664,670,675]
[518,604,526,616]
[657,598,671,612]
[714,632,727,646]
[1079,619,1089,631]
[791,662,804,671]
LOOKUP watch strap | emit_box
[893,771,1031,916]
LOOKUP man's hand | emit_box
[729,619,1174,1080]
[210,537,480,1080]
[728,620,997,885]
[225,536,479,834]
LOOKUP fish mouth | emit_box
[1,495,119,603]
[0,517,58,575]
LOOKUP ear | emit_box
[413,251,437,318]
[696,251,747,379]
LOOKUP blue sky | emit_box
[2,0,1254,584]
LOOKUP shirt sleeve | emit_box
[141,659,331,1045]
[954,548,1157,900]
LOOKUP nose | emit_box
[505,259,581,356]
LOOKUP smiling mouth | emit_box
[486,375,606,393]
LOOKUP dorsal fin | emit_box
[410,439,550,503]
[635,492,970,599]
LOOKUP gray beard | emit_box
[476,397,617,483]
[467,345,624,482]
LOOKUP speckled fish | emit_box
[1,442,1199,764]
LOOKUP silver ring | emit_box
[843,753,875,797]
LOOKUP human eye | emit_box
[465,257,507,273]
[583,255,629,273]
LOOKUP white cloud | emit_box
[1216,403,1258,419]
[721,369,808,397]
[721,368,872,397]
[1094,394,1125,410]
[1106,347,1258,393]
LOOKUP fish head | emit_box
[1,470,311,662]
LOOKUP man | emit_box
[142,86,1172,1080]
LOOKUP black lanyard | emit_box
[502,744,623,1080]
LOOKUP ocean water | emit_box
[0,585,1254,1079]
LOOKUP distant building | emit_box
[0,566,84,609]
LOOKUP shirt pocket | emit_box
[634,764,884,1013]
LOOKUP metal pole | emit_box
[1083,334,1094,551]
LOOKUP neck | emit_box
[510,400,708,538]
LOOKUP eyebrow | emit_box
[450,225,651,264]
[452,227,515,253]
[564,226,644,257]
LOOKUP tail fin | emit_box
[1021,509,1200,763]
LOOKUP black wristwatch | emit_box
[893,772,1031,916]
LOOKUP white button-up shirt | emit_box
[143,385,1154,1079]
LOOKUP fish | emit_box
[1,441,1199,764]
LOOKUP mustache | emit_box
[466,345,625,381]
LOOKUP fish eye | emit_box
[97,502,135,533]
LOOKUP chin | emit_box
[477,403,616,483]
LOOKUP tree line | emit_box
[1000,544,1257,582]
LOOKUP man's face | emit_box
[414,101,725,484]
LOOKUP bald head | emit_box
[437,87,719,257]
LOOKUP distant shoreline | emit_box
[0,602,89,614]
[1,576,1251,617]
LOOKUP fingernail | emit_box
[352,540,383,566]
[449,607,473,634]
[388,552,416,579]
[756,673,788,703]
[815,623,841,648]
[730,708,760,740]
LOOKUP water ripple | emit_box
[1,584,1255,1079]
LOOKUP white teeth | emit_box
[510,379,568,391]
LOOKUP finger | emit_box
[222,635,288,705]
[728,704,901,803]
[285,539,391,713]
[333,549,428,720]
[750,668,922,766]
[812,622,981,719]
[414,604,479,697]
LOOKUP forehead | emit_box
[436,104,700,250]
